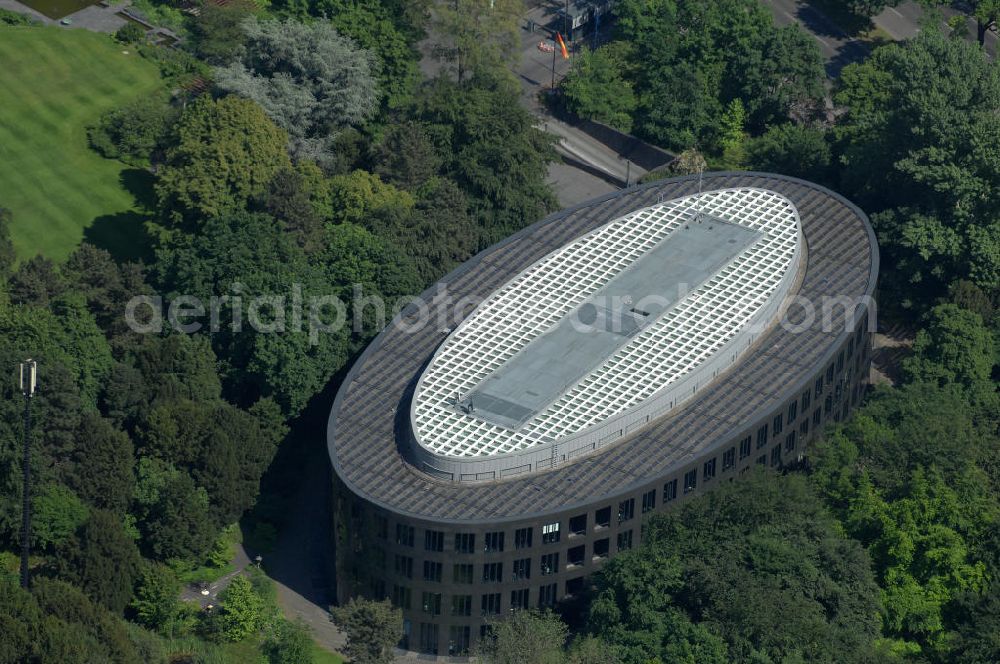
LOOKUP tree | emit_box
[151,211,352,415]
[414,73,557,246]
[134,459,215,561]
[131,564,183,634]
[87,94,176,167]
[31,577,138,663]
[156,95,290,224]
[214,18,380,164]
[69,413,134,515]
[60,509,141,613]
[8,255,64,306]
[591,471,882,664]
[260,166,325,252]
[371,122,441,191]
[833,31,1000,300]
[903,303,997,388]
[431,0,521,82]
[566,636,622,664]
[31,484,88,551]
[330,597,402,664]
[319,0,421,109]
[747,123,831,183]
[219,575,265,641]
[613,0,824,151]
[561,44,638,132]
[114,22,145,45]
[190,1,254,65]
[264,618,314,664]
[949,585,1000,663]
[478,610,567,664]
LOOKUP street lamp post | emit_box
[19,359,36,590]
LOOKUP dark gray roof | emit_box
[326,173,878,524]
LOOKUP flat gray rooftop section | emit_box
[464,216,761,429]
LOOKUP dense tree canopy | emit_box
[834,31,1000,301]
[589,471,882,664]
[215,18,381,164]
[583,0,825,151]
[156,95,290,224]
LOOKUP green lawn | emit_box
[0,26,162,262]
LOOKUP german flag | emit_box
[556,32,569,59]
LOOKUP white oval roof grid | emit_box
[411,187,802,460]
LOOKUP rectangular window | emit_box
[482,562,503,583]
[836,351,845,374]
[825,395,832,415]
[641,489,657,513]
[593,538,610,559]
[703,458,716,481]
[538,583,558,608]
[421,592,441,616]
[423,560,442,583]
[815,377,824,399]
[787,400,798,423]
[757,454,767,466]
[375,514,388,540]
[419,622,438,655]
[392,584,411,609]
[514,527,532,549]
[512,557,531,581]
[395,524,414,547]
[826,363,835,383]
[663,479,678,502]
[542,522,561,544]
[771,445,782,467]
[540,552,559,575]
[481,593,501,616]
[451,594,472,617]
[454,533,475,554]
[813,408,821,426]
[801,389,811,412]
[595,506,611,528]
[722,447,735,471]
[617,530,633,551]
[618,498,635,523]
[756,424,768,449]
[773,413,783,436]
[569,513,587,536]
[448,625,470,656]
[800,418,809,436]
[739,436,752,460]
[394,554,413,579]
[568,545,585,567]
[453,563,474,584]
[566,577,584,597]
[848,337,855,358]
[785,431,797,453]
[484,531,504,552]
[510,588,529,610]
[424,530,444,552]
[683,469,697,493]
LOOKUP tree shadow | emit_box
[84,168,157,263]
[84,210,155,264]
[798,0,874,38]
[119,167,158,211]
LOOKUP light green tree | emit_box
[219,575,265,641]
[330,597,402,664]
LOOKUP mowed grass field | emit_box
[0,27,162,261]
